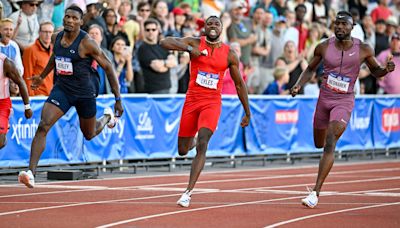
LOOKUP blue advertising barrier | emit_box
[1,95,399,167]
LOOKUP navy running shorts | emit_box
[46,85,97,119]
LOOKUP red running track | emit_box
[0,160,399,228]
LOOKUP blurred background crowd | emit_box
[1,0,399,97]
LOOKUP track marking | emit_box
[264,202,400,228]
[2,160,399,187]
[96,186,400,228]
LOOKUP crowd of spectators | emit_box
[0,0,399,97]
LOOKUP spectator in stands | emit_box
[0,18,24,76]
[223,42,247,94]
[22,21,54,96]
[219,11,231,43]
[370,0,392,23]
[255,10,274,94]
[375,19,389,59]
[312,0,328,26]
[227,0,256,68]
[51,0,65,30]
[150,0,176,37]
[9,0,41,50]
[172,7,187,37]
[110,36,133,94]
[294,4,308,54]
[136,1,151,41]
[263,67,289,95]
[82,0,107,36]
[275,40,308,94]
[118,0,131,26]
[102,8,129,49]
[88,24,112,94]
[287,0,313,23]
[137,18,176,93]
[377,33,400,94]
[121,3,140,51]
[251,0,278,20]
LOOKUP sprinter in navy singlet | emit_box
[18,5,124,189]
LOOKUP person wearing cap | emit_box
[377,33,400,94]
[227,0,256,68]
[160,15,250,208]
[9,0,41,50]
[82,0,107,38]
[291,11,395,209]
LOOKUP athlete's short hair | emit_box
[65,4,84,19]
[206,16,222,25]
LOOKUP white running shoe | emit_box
[104,107,117,128]
[18,170,35,188]
[301,188,318,208]
[177,191,192,207]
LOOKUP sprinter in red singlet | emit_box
[160,16,251,208]
[0,53,33,149]
[291,11,395,208]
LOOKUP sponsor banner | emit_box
[372,97,400,149]
[337,97,374,150]
[1,95,399,167]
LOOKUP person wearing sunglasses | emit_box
[9,0,42,50]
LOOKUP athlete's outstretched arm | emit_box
[84,38,123,117]
[160,37,202,57]
[228,50,250,127]
[291,42,325,97]
[363,43,395,77]
[4,58,32,119]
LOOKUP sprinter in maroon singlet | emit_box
[291,11,395,208]
[160,16,251,208]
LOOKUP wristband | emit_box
[115,97,121,101]
[24,104,31,110]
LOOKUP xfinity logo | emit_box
[275,110,299,124]
[11,118,38,145]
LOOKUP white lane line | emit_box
[96,186,400,228]
[96,196,305,228]
[0,193,183,216]
[264,202,400,228]
[2,160,399,187]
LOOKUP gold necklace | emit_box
[205,37,222,45]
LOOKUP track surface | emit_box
[0,160,399,227]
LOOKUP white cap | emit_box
[86,0,98,6]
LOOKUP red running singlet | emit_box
[178,36,230,137]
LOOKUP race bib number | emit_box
[196,70,219,89]
[55,57,73,75]
[326,72,351,93]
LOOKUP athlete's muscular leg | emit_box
[186,127,213,191]
[313,121,346,195]
[178,136,196,156]
[0,134,6,149]
[313,128,327,148]
[79,115,111,141]
[30,103,64,174]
